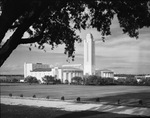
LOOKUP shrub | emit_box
[117,99,121,104]
[9,93,12,97]
[71,76,83,85]
[42,75,55,85]
[96,97,100,102]
[55,79,61,84]
[33,95,36,98]
[61,96,65,100]
[76,97,81,102]
[139,99,143,105]
[20,94,23,97]
[12,78,19,83]
[24,76,38,84]
[46,96,50,99]
[65,80,69,84]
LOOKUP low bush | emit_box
[96,97,100,102]
[61,96,65,100]
[9,93,12,97]
[46,96,50,99]
[76,97,81,102]
[33,95,36,98]
[139,99,143,105]
[117,99,121,104]
[20,94,23,97]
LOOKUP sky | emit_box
[0,16,150,75]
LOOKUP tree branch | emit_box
[19,34,43,44]
[9,24,21,29]
[0,2,48,67]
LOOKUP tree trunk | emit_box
[0,7,46,67]
[0,37,19,67]
[0,0,30,43]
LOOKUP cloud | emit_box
[0,64,23,74]
[1,14,150,75]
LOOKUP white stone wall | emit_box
[101,71,114,78]
[24,63,83,84]
[24,63,33,78]
[31,71,53,83]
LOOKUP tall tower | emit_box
[84,33,95,75]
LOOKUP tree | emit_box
[71,76,83,85]
[125,77,138,85]
[85,75,98,85]
[24,76,38,84]
[139,77,150,85]
[0,0,150,66]
[55,79,61,84]
[12,78,19,83]
[65,79,69,84]
[42,75,55,84]
[115,78,126,85]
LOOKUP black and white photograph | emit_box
[0,0,150,118]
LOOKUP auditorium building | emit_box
[24,63,83,84]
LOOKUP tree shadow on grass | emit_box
[84,92,150,108]
[1,104,149,118]
[55,110,149,118]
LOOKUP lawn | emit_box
[1,83,150,100]
[1,83,150,107]
[1,83,150,118]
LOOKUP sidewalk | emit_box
[1,96,150,116]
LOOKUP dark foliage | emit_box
[20,94,23,97]
[84,75,114,85]
[96,97,100,102]
[42,75,55,85]
[71,76,83,85]
[61,96,65,101]
[0,0,150,67]
[42,75,61,84]
[139,99,143,105]
[65,80,69,84]
[33,95,36,98]
[76,97,81,102]
[24,76,39,84]
[46,96,50,99]
[12,78,19,83]
[9,93,12,97]
[117,99,121,105]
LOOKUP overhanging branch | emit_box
[19,34,43,44]
[9,24,21,29]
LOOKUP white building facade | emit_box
[61,66,83,83]
[96,69,114,78]
[84,33,95,75]
[24,63,83,84]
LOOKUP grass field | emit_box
[1,83,150,118]
[0,83,149,99]
[1,83,150,107]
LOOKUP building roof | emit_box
[95,69,113,73]
[31,68,52,72]
[60,66,83,72]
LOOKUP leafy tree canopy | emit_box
[24,76,38,84]
[42,75,55,84]
[71,76,82,84]
[0,0,150,66]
